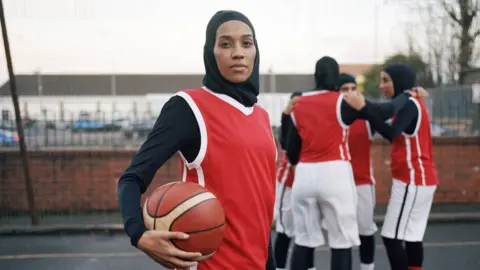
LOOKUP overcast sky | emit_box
[0,0,413,85]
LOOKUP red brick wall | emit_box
[0,137,479,213]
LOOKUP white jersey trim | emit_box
[336,93,349,129]
[402,97,422,137]
[201,86,254,116]
[290,112,297,126]
[174,91,208,170]
[301,90,328,96]
[366,121,374,141]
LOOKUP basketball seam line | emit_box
[167,198,218,232]
[152,190,210,219]
[153,182,179,230]
[184,223,225,235]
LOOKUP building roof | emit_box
[0,64,373,96]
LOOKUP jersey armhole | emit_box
[402,97,422,137]
[365,121,374,141]
[290,112,297,127]
[174,91,208,169]
[336,93,349,129]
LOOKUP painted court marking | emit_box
[0,241,479,260]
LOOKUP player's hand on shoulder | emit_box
[283,96,300,115]
[137,230,203,268]
[343,90,366,110]
[406,86,429,98]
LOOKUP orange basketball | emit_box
[143,181,226,260]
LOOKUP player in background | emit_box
[285,56,419,270]
[337,73,378,270]
[117,10,277,270]
[343,63,437,270]
[274,91,317,270]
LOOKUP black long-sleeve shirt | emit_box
[285,93,411,165]
[117,96,276,269]
[360,98,419,142]
[118,96,199,248]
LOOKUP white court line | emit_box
[0,241,480,260]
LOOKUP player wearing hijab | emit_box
[344,64,437,270]
[285,56,420,270]
[337,73,377,270]
[118,10,278,270]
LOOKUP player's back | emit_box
[292,90,350,163]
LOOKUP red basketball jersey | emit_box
[391,97,438,186]
[348,120,375,185]
[177,87,277,270]
[276,150,295,187]
[292,90,350,163]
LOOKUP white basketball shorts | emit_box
[356,184,378,236]
[292,160,361,248]
[275,185,294,237]
[381,179,437,242]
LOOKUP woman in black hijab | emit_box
[285,57,422,270]
[344,64,436,270]
[117,10,277,270]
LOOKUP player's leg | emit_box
[403,184,436,270]
[319,161,360,270]
[274,185,293,270]
[290,163,324,270]
[380,179,417,270]
[356,184,378,270]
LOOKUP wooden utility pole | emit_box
[0,0,40,225]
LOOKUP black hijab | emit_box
[383,64,416,97]
[314,56,339,90]
[202,10,260,107]
[337,73,356,90]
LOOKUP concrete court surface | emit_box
[0,222,479,270]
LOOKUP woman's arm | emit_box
[361,100,419,142]
[340,92,411,125]
[285,117,302,165]
[117,96,200,247]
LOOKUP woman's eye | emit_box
[243,41,253,47]
[220,42,231,48]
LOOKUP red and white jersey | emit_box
[276,150,295,188]
[177,87,277,270]
[292,90,350,163]
[391,97,438,186]
[348,120,375,185]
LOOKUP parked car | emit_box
[122,118,156,139]
[430,123,459,136]
[70,112,122,132]
[0,129,19,146]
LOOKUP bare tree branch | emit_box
[442,0,461,24]
[474,29,480,38]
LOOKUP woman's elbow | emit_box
[118,173,147,194]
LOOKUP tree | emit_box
[441,0,480,83]
[363,53,434,98]
[404,0,480,84]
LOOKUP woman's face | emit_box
[379,71,395,99]
[339,82,356,93]
[214,20,256,83]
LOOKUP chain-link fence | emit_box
[0,85,479,228]
[1,85,478,151]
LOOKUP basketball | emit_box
[143,181,226,260]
